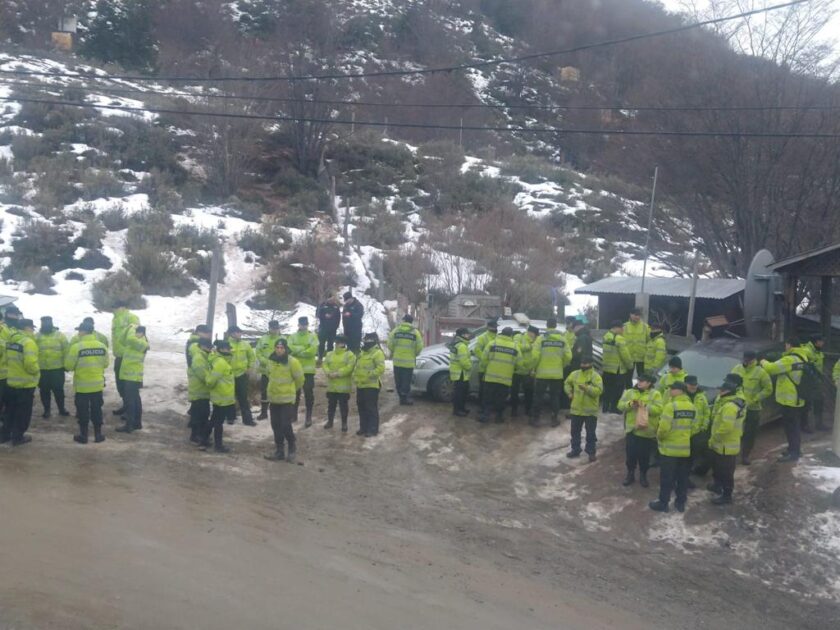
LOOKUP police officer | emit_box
[564,355,603,462]
[511,326,538,419]
[685,375,711,488]
[644,323,668,374]
[255,320,284,420]
[187,337,213,444]
[204,339,236,453]
[761,338,808,463]
[111,300,140,416]
[342,292,365,353]
[36,316,69,417]
[657,356,687,398]
[708,374,746,505]
[472,319,498,407]
[3,319,39,446]
[531,318,571,427]
[227,325,256,426]
[185,324,211,366]
[650,381,695,513]
[264,339,304,463]
[601,320,632,413]
[388,314,424,406]
[65,320,109,444]
[355,332,385,437]
[322,335,356,431]
[69,317,109,349]
[618,372,662,487]
[288,316,318,426]
[731,351,772,465]
[448,328,473,417]
[479,327,521,424]
[623,307,650,381]
[115,324,148,434]
[804,335,827,432]
[316,295,341,361]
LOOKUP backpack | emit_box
[791,351,821,402]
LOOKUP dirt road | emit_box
[1,384,838,629]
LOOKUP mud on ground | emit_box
[1,378,838,630]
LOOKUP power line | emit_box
[1,75,837,114]
[2,95,838,139]
[0,0,810,84]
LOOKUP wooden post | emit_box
[343,197,351,255]
[225,303,237,331]
[783,274,797,340]
[820,275,832,354]
[686,249,700,339]
[330,175,337,222]
[205,244,222,334]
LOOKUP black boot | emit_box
[639,471,649,488]
[649,500,669,513]
[622,470,635,486]
[711,492,732,506]
[257,403,268,421]
[112,407,125,416]
[73,423,89,444]
[550,414,560,428]
[529,416,540,428]
[341,419,348,433]
[324,417,334,429]
[264,444,285,461]
[304,410,313,428]
[286,445,297,464]
[115,424,133,433]
[706,482,723,494]
[58,408,71,417]
[93,424,105,443]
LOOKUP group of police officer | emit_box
[440,310,837,513]
[0,300,148,446]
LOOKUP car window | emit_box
[664,351,739,388]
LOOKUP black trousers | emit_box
[76,391,104,435]
[39,368,66,414]
[781,406,802,459]
[4,387,34,441]
[625,433,655,473]
[318,329,338,360]
[0,379,5,426]
[804,397,825,429]
[295,373,315,415]
[208,404,235,447]
[260,375,269,406]
[234,374,254,423]
[601,372,622,412]
[393,366,414,401]
[452,378,469,414]
[478,374,486,406]
[510,374,534,415]
[357,388,380,435]
[659,455,690,505]
[570,415,598,454]
[532,378,562,420]
[741,410,761,458]
[559,366,573,409]
[712,452,737,496]
[327,392,350,424]
[269,403,296,451]
[344,326,362,353]
[481,381,510,421]
[114,357,125,403]
[189,399,211,435]
[123,381,143,430]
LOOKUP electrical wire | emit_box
[0,0,811,84]
[3,95,838,139]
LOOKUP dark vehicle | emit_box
[659,338,784,423]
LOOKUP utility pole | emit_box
[686,248,700,339]
[351,110,356,135]
[459,118,464,147]
[206,243,223,334]
[637,166,659,322]
[343,197,351,255]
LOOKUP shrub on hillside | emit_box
[76,250,113,271]
[100,205,129,231]
[238,224,289,260]
[92,269,147,311]
[184,252,226,283]
[125,243,196,296]
[139,168,186,213]
[19,266,56,295]
[79,169,125,201]
[11,135,55,170]
[255,237,345,308]
[79,0,158,72]
[2,220,76,280]
[75,217,107,249]
[353,204,406,249]
[501,154,577,187]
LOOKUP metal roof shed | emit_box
[575,276,745,338]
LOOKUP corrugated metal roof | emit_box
[575,276,745,299]
[768,242,840,272]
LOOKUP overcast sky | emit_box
[659,0,840,42]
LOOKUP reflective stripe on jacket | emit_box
[761,351,806,408]
[323,348,357,393]
[7,330,40,389]
[731,362,773,411]
[687,390,710,434]
[618,386,662,439]
[481,335,521,387]
[657,394,694,457]
[709,393,746,455]
[534,330,571,380]
[267,356,304,404]
[448,337,472,382]
[564,368,603,416]
[187,347,211,401]
[514,333,537,375]
[111,309,139,358]
[601,331,632,375]
[36,330,68,370]
[354,347,385,390]
[207,353,235,406]
[388,323,424,369]
[472,331,496,372]
[288,330,319,374]
[256,333,285,376]
[657,370,687,398]
[644,335,667,373]
[119,331,148,383]
[229,338,256,377]
[623,320,650,363]
[65,335,109,394]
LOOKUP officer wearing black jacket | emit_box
[316,294,342,360]
[571,323,593,371]
[341,291,364,353]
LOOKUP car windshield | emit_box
[671,351,739,388]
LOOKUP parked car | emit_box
[412,319,603,402]
[658,338,784,424]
